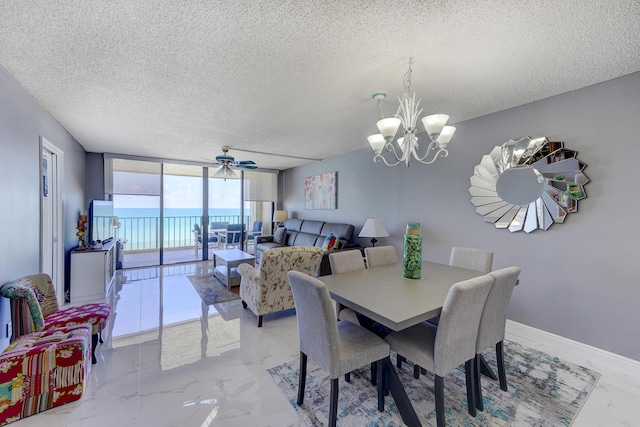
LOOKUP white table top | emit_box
[211,248,255,262]
[318,261,485,332]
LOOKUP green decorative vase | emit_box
[403,222,422,279]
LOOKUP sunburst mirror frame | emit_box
[469,136,589,233]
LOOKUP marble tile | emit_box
[14,261,639,426]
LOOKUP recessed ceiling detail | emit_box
[469,137,589,233]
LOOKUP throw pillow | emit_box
[274,227,287,245]
[322,233,338,250]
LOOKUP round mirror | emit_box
[469,137,589,233]
[495,166,544,205]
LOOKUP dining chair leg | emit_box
[376,360,385,412]
[297,352,307,405]
[435,375,445,427]
[496,341,508,391]
[474,354,484,411]
[464,359,477,417]
[329,377,339,427]
[370,362,377,386]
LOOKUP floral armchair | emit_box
[0,274,110,364]
[238,246,323,327]
[0,323,91,425]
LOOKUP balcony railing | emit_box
[96,215,250,252]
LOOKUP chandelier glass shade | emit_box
[368,58,455,167]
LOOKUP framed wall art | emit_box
[304,171,337,209]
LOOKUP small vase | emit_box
[403,222,422,279]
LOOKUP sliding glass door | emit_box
[106,155,277,267]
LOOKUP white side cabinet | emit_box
[70,240,116,303]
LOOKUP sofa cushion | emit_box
[256,241,285,254]
[320,223,355,242]
[300,220,325,235]
[273,227,287,245]
[285,218,304,232]
[293,232,320,246]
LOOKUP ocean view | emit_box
[113,208,249,250]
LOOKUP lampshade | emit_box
[376,117,402,141]
[436,126,456,148]
[273,210,288,223]
[359,218,389,238]
[422,114,449,140]
[367,134,386,155]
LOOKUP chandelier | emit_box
[367,58,455,167]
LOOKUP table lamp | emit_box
[273,210,288,228]
[358,218,389,247]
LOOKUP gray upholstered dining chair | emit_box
[474,266,521,411]
[287,271,390,427]
[384,274,494,427]
[400,246,495,376]
[328,249,365,324]
[364,245,397,268]
[449,246,494,273]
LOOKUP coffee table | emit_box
[212,249,255,288]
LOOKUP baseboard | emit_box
[506,320,640,380]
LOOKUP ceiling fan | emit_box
[208,146,257,179]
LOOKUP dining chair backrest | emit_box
[476,267,520,353]
[449,247,494,273]
[365,246,397,268]
[328,250,365,274]
[193,223,202,236]
[288,270,341,377]
[433,274,493,376]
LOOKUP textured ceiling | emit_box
[1,1,640,170]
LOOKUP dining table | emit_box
[317,260,486,427]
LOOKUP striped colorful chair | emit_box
[0,274,110,364]
[0,323,91,425]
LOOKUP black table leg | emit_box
[479,354,498,381]
[382,357,422,427]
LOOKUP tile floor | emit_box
[17,261,640,427]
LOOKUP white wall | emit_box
[282,72,640,361]
[0,67,86,350]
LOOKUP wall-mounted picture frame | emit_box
[304,171,337,209]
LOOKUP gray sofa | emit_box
[255,219,357,276]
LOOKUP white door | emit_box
[41,137,65,306]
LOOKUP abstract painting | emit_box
[304,171,337,209]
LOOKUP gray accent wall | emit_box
[0,67,86,350]
[281,72,640,361]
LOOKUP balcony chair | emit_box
[238,246,322,327]
[0,323,91,426]
[244,221,263,249]
[384,274,494,427]
[287,270,390,427]
[0,274,111,364]
[220,223,244,249]
[193,223,219,256]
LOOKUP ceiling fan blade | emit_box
[237,164,258,170]
[234,160,256,165]
[228,147,321,161]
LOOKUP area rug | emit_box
[267,340,599,426]
[187,274,240,305]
